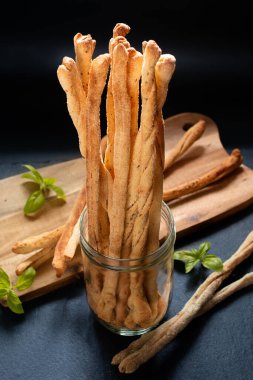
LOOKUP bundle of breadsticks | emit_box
[11,23,243,329]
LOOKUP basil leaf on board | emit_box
[201,254,223,272]
[47,184,66,201]
[185,259,200,273]
[15,267,36,291]
[23,164,44,185]
[24,190,45,215]
[0,267,11,289]
[7,290,24,314]
[43,177,56,186]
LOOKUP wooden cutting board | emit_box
[1,112,253,303]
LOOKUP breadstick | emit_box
[74,33,96,94]
[12,225,64,254]
[198,272,253,316]
[57,57,86,157]
[127,48,143,150]
[86,54,110,249]
[16,245,55,275]
[113,231,253,373]
[163,149,243,202]
[104,34,130,177]
[145,54,176,321]
[97,44,131,322]
[164,120,206,171]
[63,215,81,261]
[125,40,161,327]
[52,184,86,276]
[113,23,131,38]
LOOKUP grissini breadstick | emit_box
[97,44,131,322]
[52,184,87,276]
[114,48,143,324]
[63,215,81,261]
[12,225,65,254]
[127,48,143,150]
[164,120,206,171]
[113,231,253,373]
[145,54,176,321]
[57,57,86,157]
[16,245,55,275]
[74,33,96,95]
[198,272,253,316]
[125,40,161,327]
[113,23,131,38]
[163,148,243,202]
[104,34,130,177]
[86,54,110,249]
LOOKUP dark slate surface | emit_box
[0,149,253,380]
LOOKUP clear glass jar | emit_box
[80,202,176,336]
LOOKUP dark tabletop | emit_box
[0,148,252,380]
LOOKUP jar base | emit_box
[94,313,159,336]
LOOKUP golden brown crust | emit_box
[163,148,243,202]
[97,44,131,322]
[57,57,87,157]
[164,119,206,171]
[52,184,87,276]
[113,23,131,38]
[12,225,65,254]
[16,245,55,275]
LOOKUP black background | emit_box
[1,0,252,152]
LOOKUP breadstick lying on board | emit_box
[164,119,206,171]
[12,225,65,254]
[16,245,55,275]
[163,149,243,202]
[52,184,87,277]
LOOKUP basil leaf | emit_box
[201,254,223,272]
[47,184,66,201]
[23,165,44,185]
[0,288,8,298]
[0,267,11,289]
[185,259,200,273]
[174,250,197,262]
[24,190,45,215]
[43,177,56,186]
[15,267,36,291]
[7,290,24,314]
[197,242,211,258]
[21,172,41,185]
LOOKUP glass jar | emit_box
[80,202,176,336]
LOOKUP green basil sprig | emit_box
[174,242,223,273]
[21,165,66,215]
[0,267,36,314]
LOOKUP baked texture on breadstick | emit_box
[113,23,131,38]
[164,119,206,171]
[52,184,87,276]
[104,34,130,177]
[86,54,110,249]
[57,57,86,157]
[163,148,243,202]
[97,44,131,322]
[127,48,143,150]
[16,245,55,275]
[12,225,64,254]
[74,33,96,95]
[145,54,176,322]
[126,40,161,327]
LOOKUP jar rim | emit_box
[79,201,176,267]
